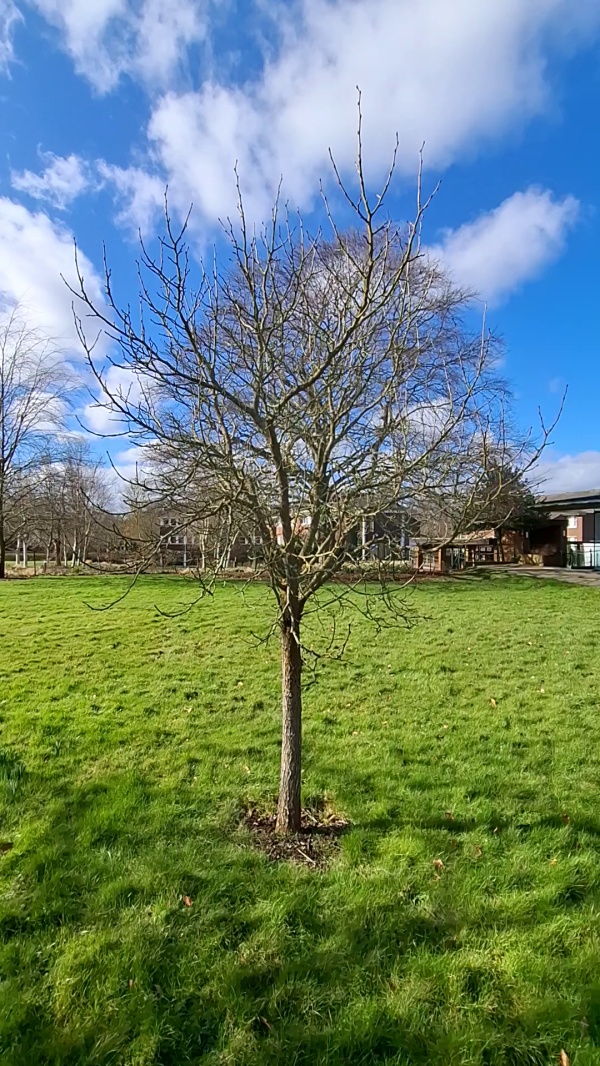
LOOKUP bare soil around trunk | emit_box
[242,805,350,868]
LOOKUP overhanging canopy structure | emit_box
[537,489,600,514]
[537,489,600,568]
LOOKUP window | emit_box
[568,516,578,529]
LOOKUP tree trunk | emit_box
[276,614,303,834]
[0,521,5,580]
[495,527,505,563]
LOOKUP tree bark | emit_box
[276,612,303,833]
[0,521,5,580]
[495,526,505,563]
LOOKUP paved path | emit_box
[491,565,600,587]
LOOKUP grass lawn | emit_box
[1,575,600,1065]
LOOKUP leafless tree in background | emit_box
[25,440,114,567]
[72,123,554,832]
[0,308,70,578]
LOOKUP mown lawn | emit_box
[1,574,600,1065]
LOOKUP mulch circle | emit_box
[242,806,350,869]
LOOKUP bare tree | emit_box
[72,126,553,832]
[26,440,114,568]
[0,308,70,578]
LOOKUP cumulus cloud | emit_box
[12,152,94,210]
[96,161,164,234]
[82,365,143,435]
[26,0,209,93]
[145,0,600,227]
[428,188,580,305]
[0,198,105,356]
[0,0,21,71]
[11,153,163,232]
[535,451,600,493]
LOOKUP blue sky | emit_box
[0,0,599,490]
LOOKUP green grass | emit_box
[1,574,600,1065]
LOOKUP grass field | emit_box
[2,574,600,1065]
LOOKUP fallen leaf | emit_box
[352,730,360,736]
[0,842,14,854]
[128,979,136,988]
[561,814,571,825]
[560,1051,570,1066]
[474,846,483,858]
[489,698,497,708]
[243,765,250,774]
[184,706,192,714]
[539,687,545,694]
[433,858,444,871]
[444,810,455,820]
[549,858,558,866]
[183,896,193,907]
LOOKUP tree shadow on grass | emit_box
[3,773,600,1065]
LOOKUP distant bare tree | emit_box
[73,120,554,832]
[0,308,69,578]
[27,441,114,567]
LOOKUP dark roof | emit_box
[537,489,600,512]
[541,489,600,502]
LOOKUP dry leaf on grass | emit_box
[183,896,193,907]
[433,858,444,871]
[490,698,497,708]
[560,1050,570,1066]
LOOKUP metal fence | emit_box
[567,543,600,569]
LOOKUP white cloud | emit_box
[0,198,105,356]
[26,0,210,93]
[535,451,600,493]
[10,154,164,231]
[146,0,600,227]
[0,0,21,71]
[429,188,580,305]
[112,442,151,482]
[96,161,164,234]
[12,152,93,210]
[82,365,142,435]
